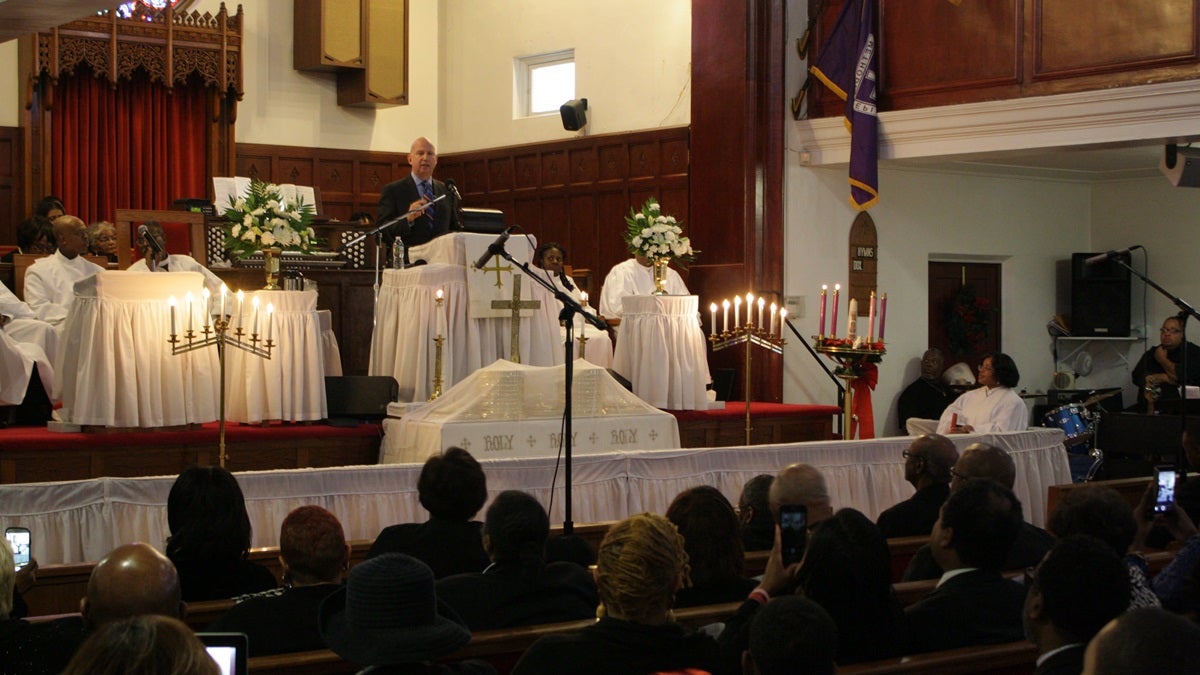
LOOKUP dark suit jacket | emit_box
[1034,643,1086,675]
[435,560,598,631]
[904,568,1027,654]
[367,518,489,579]
[876,483,949,539]
[902,521,1056,582]
[377,175,461,248]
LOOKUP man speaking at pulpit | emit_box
[378,137,462,260]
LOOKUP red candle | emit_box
[830,284,840,338]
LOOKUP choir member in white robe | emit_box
[937,352,1028,434]
[598,256,689,331]
[0,281,59,372]
[23,216,104,327]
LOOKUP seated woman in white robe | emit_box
[533,242,613,368]
[937,352,1028,434]
[598,255,689,330]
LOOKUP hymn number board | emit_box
[847,212,877,314]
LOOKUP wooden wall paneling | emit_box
[0,128,19,245]
[461,160,488,195]
[278,156,316,187]
[359,161,394,201]
[566,194,599,273]
[487,157,514,192]
[541,150,568,187]
[568,146,599,184]
[598,143,629,183]
[1033,0,1198,79]
[514,153,541,190]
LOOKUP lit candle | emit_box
[879,293,888,341]
[847,298,858,338]
[219,284,227,319]
[734,296,741,328]
[770,302,778,336]
[722,299,730,333]
[746,292,755,326]
[831,284,840,338]
[710,302,718,337]
[778,308,788,337]
[435,288,447,337]
[867,291,876,342]
[185,292,194,333]
[252,295,261,336]
[266,302,274,342]
[581,290,589,307]
[168,296,177,335]
[201,288,211,327]
[236,290,245,330]
[819,284,827,336]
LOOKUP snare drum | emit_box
[1044,403,1092,446]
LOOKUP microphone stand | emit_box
[1106,254,1199,476]
[342,198,446,309]
[485,240,607,536]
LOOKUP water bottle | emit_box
[392,239,405,269]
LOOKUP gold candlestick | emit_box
[430,335,445,401]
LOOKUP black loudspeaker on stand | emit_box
[1071,252,1131,337]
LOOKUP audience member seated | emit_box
[1082,608,1200,675]
[1146,417,1200,550]
[769,462,835,529]
[0,280,59,363]
[1141,481,1200,614]
[898,347,958,434]
[1048,484,1160,609]
[532,241,578,297]
[743,596,837,675]
[876,433,958,538]
[904,478,1026,654]
[1131,315,1200,414]
[207,505,349,657]
[937,352,1028,434]
[60,614,218,675]
[128,221,223,296]
[511,514,722,675]
[0,537,64,674]
[2,215,55,262]
[666,485,758,607]
[737,473,776,552]
[1024,535,1130,675]
[436,490,597,631]
[598,254,689,328]
[23,216,105,327]
[319,553,495,674]
[33,195,65,221]
[369,447,490,578]
[903,442,1055,581]
[166,465,277,602]
[86,221,119,263]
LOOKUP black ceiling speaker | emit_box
[560,98,588,131]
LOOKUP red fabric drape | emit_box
[850,362,878,439]
[51,69,209,224]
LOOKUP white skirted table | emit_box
[56,271,219,427]
[369,263,563,402]
[0,428,1070,564]
[225,290,329,423]
[612,294,711,410]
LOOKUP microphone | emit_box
[473,227,512,270]
[445,179,463,203]
[138,224,165,256]
[1085,245,1142,266]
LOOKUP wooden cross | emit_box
[491,274,541,363]
[481,258,512,288]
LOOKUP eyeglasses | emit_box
[1161,327,1182,334]
[901,450,923,460]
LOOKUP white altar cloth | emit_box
[369,263,563,402]
[56,271,219,427]
[380,359,680,463]
[0,428,1068,564]
[612,294,710,410]
[225,290,328,423]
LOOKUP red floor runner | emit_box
[0,421,382,452]
[666,401,840,422]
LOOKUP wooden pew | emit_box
[839,640,1038,675]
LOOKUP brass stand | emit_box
[170,310,273,468]
[430,292,446,400]
[709,323,785,445]
[813,341,886,440]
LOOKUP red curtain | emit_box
[51,68,209,224]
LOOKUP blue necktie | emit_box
[419,180,436,226]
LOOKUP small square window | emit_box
[516,50,575,118]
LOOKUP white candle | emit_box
[757,296,765,329]
[252,295,260,336]
[847,298,858,338]
[722,299,730,333]
[236,290,245,329]
[266,302,274,342]
[867,291,876,342]
[734,296,741,328]
[219,284,227,319]
[770,302,778,336]
[201,288,211,327]
[168,296,177,335]
[709,303,718,336]
[778,308,788,337]
[581,290,589,307]
[185,292,194,333]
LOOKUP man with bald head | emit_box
[768,462,834,527]
[377,136,462,262]
[24,215,104,327]
[81,542,185,629]
[876,434,959,538]
[902,442,1054,580]
[1082,608,1200,675]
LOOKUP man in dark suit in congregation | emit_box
[904,478,1027,654]
[876,433,958,538]
[377,136,462,260]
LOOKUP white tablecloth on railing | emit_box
[0,429,1069,564]
[56,271,219,427]
[612,294,710,410]
[225,290,328,423]
[369,264,563,402]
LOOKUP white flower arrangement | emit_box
[222,179,318,258]
[623,198,696,267]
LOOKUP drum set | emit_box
[1042,390,1119,482]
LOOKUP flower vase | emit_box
[262,247,282,290]
[652,256,671,295]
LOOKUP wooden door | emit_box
[928,261,1001,367]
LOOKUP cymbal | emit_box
[1081,389,1120,408]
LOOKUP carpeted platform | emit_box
[667,401,840,447]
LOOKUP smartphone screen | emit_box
[1154,466,1177,514]
[5,527,30,570]
[778,504,808,566]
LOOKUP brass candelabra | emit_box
[709,322,785,445]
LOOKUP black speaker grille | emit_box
[1070,252,1131,337]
